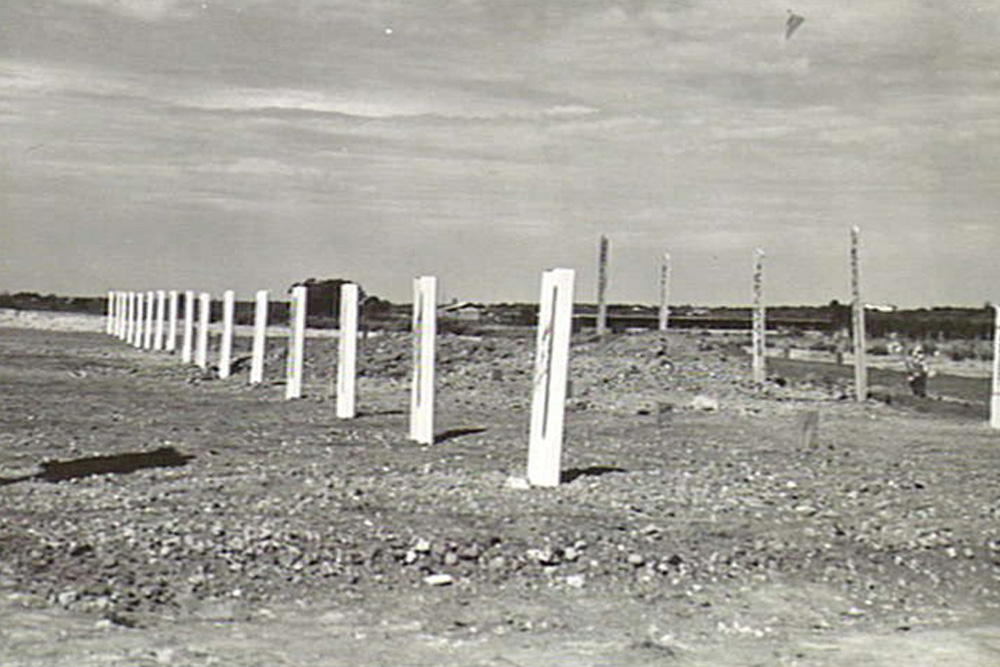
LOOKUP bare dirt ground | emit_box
[2,320,1000,666]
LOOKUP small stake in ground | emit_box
[851,226,868,401]
[153,290,166,351]
[124,292,134,343]
[410,277,437,444]
[143,291,155,349]
[752,248,766,386]
[250,290,268,385]
[113,291,123,338]
[106,291,115,334]
[181,291,195,363]
[991,305,1000,429]
[219,290,235,379]
[166,290,179,352]
[797,410,820,449]
[337,283,359,419]
[134,292,145,349]
[196,292,210,370]
[659,252,671,332]
[285,285,307,399]
[596,235,609,337]
[528,268,575,487]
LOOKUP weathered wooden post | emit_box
[285,286,307,399]
[410,277,437,444]
[337,283,359,419]
[991,305,1000,429]
[114,291,124,338]
[851,226,868,401]
[196,292,211,370]
[596,235,609,337]
[218,290,235,379]
[181,291,195,363]
[166,290,179,352]
[143,291,155,349]
[528,268,575,487]
[133,291,145,349]
[153,290,166,351]
[752,248,766,386]
[659,252,671,332]
[250,290,268,385]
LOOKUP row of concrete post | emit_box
[105,271,577,487]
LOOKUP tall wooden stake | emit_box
[991,305,1000,429]
[285,286,307,399]
[410,277,437,444]
[336,284,359,419]
[153,290,166,350]
[166,290,179,352]
[124,292,134,343]
[250,290,268,385]
[596,235,609,337]
[528,268,575,487]
[106,291,115,334]
[134,292,145,349]
[219,290,235,379]
[143,291,154,349]
[752,248,766,386]
[851,226,868,402]
[659,251,671,332]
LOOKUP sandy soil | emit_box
[1,319,999,666]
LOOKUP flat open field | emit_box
[2,321,1000,666]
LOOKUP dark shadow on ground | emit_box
[357,409,406,417]
[434,427,488,444]
[0,447,194,487]
[561,465,627,484]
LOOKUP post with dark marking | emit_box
[285,286,307,399]
[218,290,235,379]
[851,227,867,402]
[991,305,1000,429]
[596,235,609,337]
[528,268,575,487]
[410,277,436,444]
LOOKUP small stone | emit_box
[443,552,459,566]
[628,553,646,567]
[404,550,418,564]
[563,547,580,562]
[413,538,432,553]
[57,590,77,607]
[565,574,585,589]
[424,573,455,587]
[690,395,719,412]
[505,476,530,490]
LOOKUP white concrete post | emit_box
[250,290,268,385]
[106,291,115,334]
[337,283,359,419]
[991,306,1000,429]
[196,292,211,370]
[752,248,766,386]
[218,290,235,379]
[143,291,155,349]
[528,268,575,487]
[124,292,134,343]
[182,291,195,362]
[409,277,437,444]
[285,286,307,399]
[153,290,166,351]
[166,290,179,352]
[596,235,609,337]
[114,291,124,338]
[851,226,867,402]
[659,252,671,332]
[133,291,145,349]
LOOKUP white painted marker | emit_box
[409,277,437,444]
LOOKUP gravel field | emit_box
[1,318,999,665]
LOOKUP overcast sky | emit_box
[2,1,998,306]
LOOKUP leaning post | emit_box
[249,290,268,385]
[752,248,766,386]
[336,283,359,419]
[409,277,437,444]
[527,268,575,487]
[851,226,868,402]
[285,286,307,399]
[196,292,211,370]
